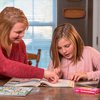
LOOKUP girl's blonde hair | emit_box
[0,7,28,49]
[50,23,84,68]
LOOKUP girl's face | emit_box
[57,37,74,59]
[9,22,26,44]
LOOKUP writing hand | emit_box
[54,67,62,78]
[44,70,59,83]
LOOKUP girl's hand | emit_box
[70,72,87,82]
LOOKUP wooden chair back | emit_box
[27,49,41,67]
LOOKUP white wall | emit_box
[93,0,100,51]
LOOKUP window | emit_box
[0,0,57,69]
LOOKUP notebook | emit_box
[97,79,100,88]
[76,80,98,87]
[0,86,33,96]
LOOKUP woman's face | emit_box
[9,22,26,44]
[57,37,74,59]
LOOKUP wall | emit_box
[93,0,100,51]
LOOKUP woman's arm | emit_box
[0,47,59,83]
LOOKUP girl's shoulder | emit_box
[83,46,99,54]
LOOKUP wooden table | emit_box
[0,80,100,100]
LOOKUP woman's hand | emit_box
[70,72,88,82]
[44,70,59,83]
[54,67,62,78]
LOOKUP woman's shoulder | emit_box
[12,40,26,50]
[15,40,26,49]
[20,40,25,46]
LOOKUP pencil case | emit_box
[74,87,100,94]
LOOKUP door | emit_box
[57,0,93,46]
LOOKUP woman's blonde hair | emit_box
[0,7,29,49]
[50,23,84,68]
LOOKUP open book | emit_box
[4,78,74,88]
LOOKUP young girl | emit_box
[0,7,59,83]
[48,23,100,82]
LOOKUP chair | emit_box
[27,49,41,67]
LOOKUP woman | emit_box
[48,23,100,82]
[0,7,59,83]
